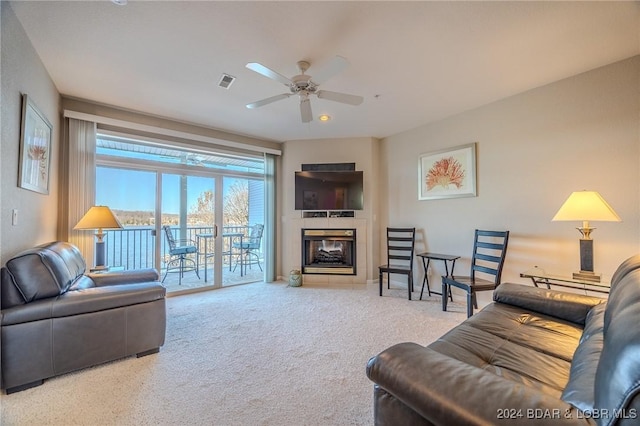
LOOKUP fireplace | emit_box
[301,229,356,275]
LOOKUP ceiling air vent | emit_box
[218,73,236,89]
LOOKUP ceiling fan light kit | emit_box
[245,56,364,123]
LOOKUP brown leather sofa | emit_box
[1,241,166,394]
[367,255,640,425]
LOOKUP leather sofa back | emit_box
[594,255,640,426]
[1,241,86,309]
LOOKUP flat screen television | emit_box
[295,171,364,210]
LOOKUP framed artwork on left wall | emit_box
[18,94,52,195]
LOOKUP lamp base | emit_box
[579,239,594,273]
[95,240,106,269]
[573,271,602,283]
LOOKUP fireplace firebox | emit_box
[301,229,356,275]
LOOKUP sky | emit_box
[96,168,237,214]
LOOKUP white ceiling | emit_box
[9,1,640,143]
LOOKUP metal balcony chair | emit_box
[233,224,264,273]
[162,225,200,285]
[442,229,510,317]
[378,227,416,300]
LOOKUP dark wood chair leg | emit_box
[442,280,448,311]
[379,270,383,296]
[466,291,473,317]
[407,274,412,300]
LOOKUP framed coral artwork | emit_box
[418,143,477,200]
[18,94,52,195]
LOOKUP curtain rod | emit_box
[63,110,282,156]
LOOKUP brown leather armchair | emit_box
[1,241,166,394]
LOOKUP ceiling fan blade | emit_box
[246,93,292,109]
[310,56,349,85]
[246,62,292,86]
[300,97,313,123]
[317,90,364,106]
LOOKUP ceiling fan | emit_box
[245,56,364,123]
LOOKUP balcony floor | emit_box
[161,261,264,293]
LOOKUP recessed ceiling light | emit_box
[111,0,128,5]
[318,114,331,122]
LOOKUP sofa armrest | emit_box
[1,282,165,326]
[88,268,159,287]
[494,283,604,325]
[366,342,593,426]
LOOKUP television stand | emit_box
[302,211,355,218]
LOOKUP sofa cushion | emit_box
[3,242,86,305]
[494,282,604,325]
[428,302,582,397]
[561,302,605,413]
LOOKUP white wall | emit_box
[280,137,380,283]
[380,56,640,307]
[1,3,60,263]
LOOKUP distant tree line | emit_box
[111,180,249,227]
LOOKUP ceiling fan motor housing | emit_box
[290,74,317,94]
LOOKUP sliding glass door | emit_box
[221,176,265,286]
[95,133,267,294]
[160,174,217,291]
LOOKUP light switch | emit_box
[12,209,18,226]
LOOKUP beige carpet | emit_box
[0,282,466,426]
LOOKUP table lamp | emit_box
[74,206,123,269]
[552,191,621,282]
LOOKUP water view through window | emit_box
[95,134,266,292]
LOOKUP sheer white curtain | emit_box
[264,153,277,282]
[65,118,97,264]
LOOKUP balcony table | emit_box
[196,232,246,281]
[195,233,215,282]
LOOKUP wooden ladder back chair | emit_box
[442,229,509,317]
[378,227,416,300]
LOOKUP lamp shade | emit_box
[74,206,123,231]
[552,191,621,222]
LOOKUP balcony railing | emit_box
[103,225,251,271]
